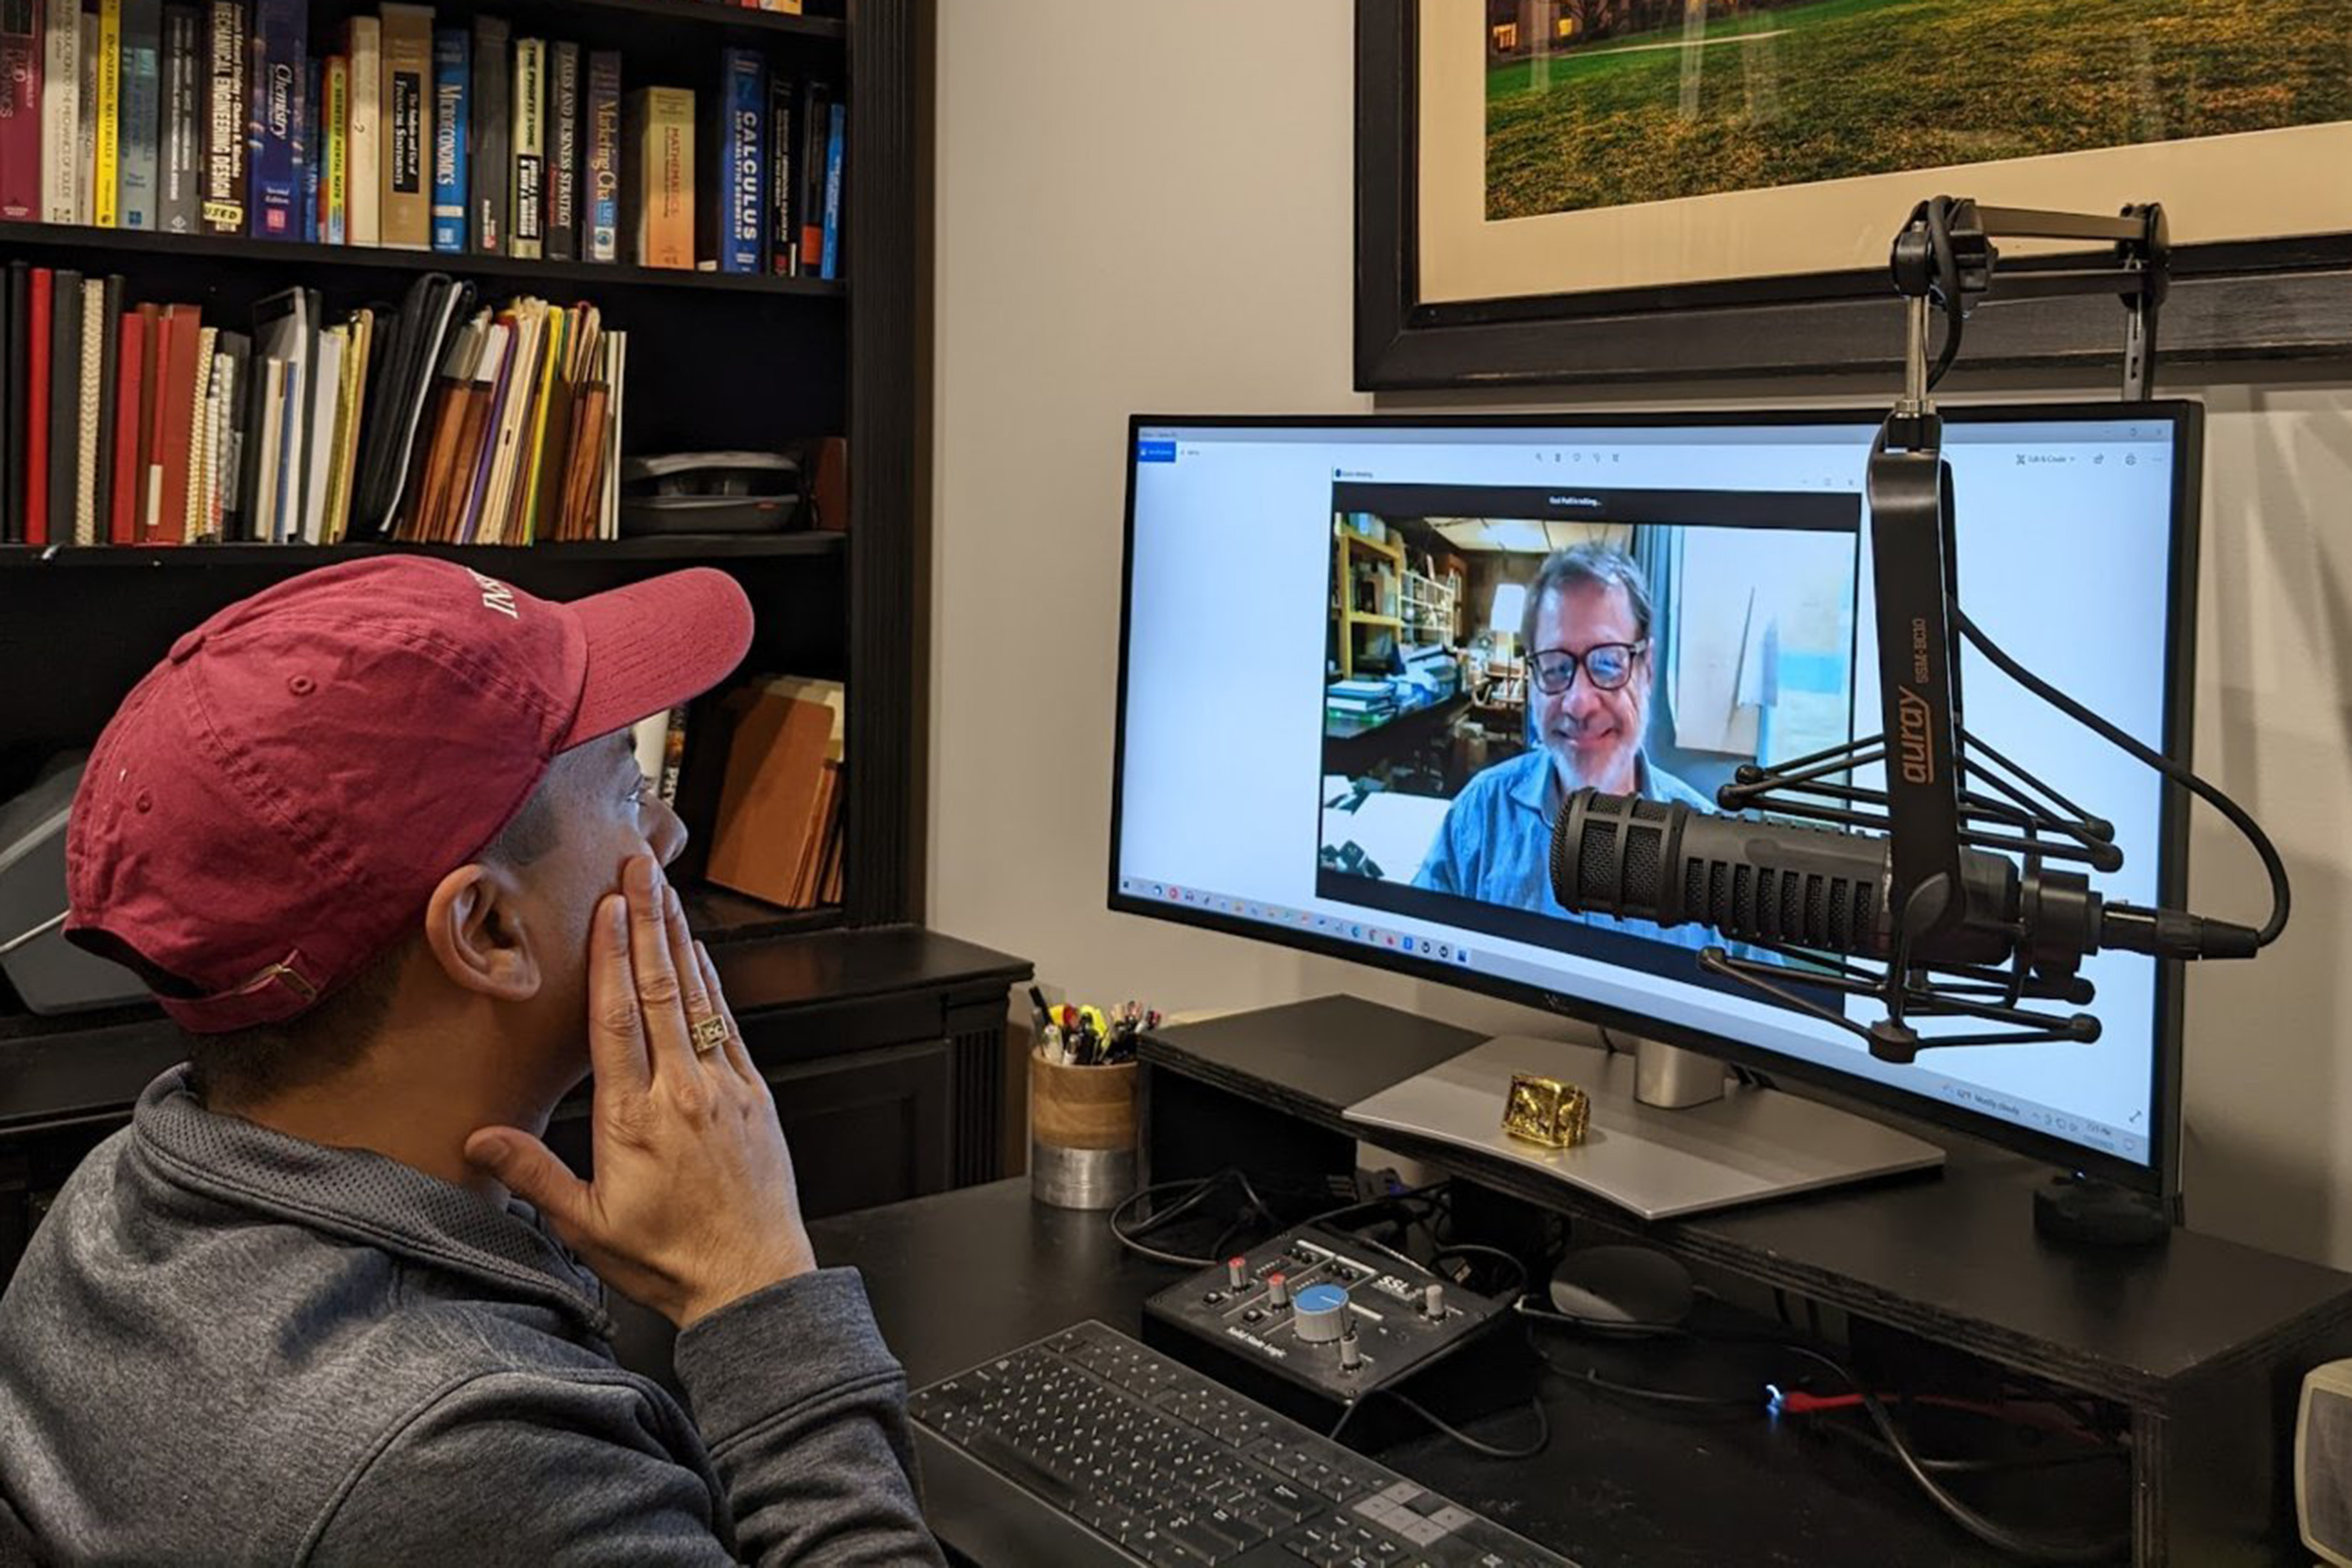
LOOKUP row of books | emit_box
[397,296,626,545]
[631,679,845,913]
[0,264,257,545]
[0,264,622,546]
[706,676,845,911]
[0,1,847,277]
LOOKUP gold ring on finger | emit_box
[691,1016,731,1056]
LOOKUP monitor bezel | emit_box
[1106,403,2201,1200]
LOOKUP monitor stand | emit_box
[1344,1034,1944,1222]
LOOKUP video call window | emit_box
[1315,480,1860,984]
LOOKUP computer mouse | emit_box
[1547,1244,1696,1326]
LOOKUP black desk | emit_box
[813,1178,2131,1568]
[1324,695,1470,778]
[1131,995,2352,1567]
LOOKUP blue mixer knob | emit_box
[1293,1282,1350,1344]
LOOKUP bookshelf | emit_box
[0,0,1031,1227]
[1331,525,1404,679]
[0,531,842,565]
[0,219,848,295]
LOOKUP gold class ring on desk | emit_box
[1502,1073,1590,1149]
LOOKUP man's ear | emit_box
[423,862,543,1002]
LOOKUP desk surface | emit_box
[1139,994,2352,1406]
[807,1177,2098,1568]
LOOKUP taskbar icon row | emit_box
[1120,877,1474,969]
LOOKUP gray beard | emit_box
[1548,743,1641,798]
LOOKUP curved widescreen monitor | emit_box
[1108,406,2200,1197]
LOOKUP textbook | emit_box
[429,26,465,251]
[377,3,430,249]
[0,2,37,221]
[157,4,197,231]
[296,56,314,240]
[544,40,576,261]
[91,0,117,227]
[583,49,619,262]
[710,48,761,274]
[621,86,691,269]
[794,77,826,272]
[39,0,76,223]
[319,51,344,242]
[71,5,90,222]
[247,0,305,238]
[117,0,161,229]
[763,70,792,274]
[197,0,241,233]
[465,12,504,253]
[818,97,842,279]
[507,35,542,259]
[342,12,376,244]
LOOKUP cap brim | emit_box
[561,568,755,749]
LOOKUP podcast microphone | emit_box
[1551,788,2259,976]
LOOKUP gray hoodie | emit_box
[0,1068,946,1566]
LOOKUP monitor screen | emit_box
[1109,408,2198,1194]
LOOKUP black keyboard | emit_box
[909,1320,1574,1568]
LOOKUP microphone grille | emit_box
[1577,820,1620,905]
[1556,788,1672,917]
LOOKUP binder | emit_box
[89,273,122,538]
[108,309,145,540]
[147,304,201,544]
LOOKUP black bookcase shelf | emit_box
[0,0,931,1028]
[0,532,844,568]
[0,880,843,1053]
[679,883,845,942]
[0,221,847,299]
[0,0,1028,1286]
[550,0,848,42]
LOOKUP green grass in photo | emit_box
[1485,0,2352,220]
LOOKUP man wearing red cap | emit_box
[0,558,942,1564]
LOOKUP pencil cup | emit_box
[1029,1047,1138,1212]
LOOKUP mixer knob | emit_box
[1293,1283,1349,1344]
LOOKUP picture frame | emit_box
[1356,0,2352,391]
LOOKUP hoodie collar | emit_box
[129,1066,614,1340]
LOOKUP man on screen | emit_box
[1414,543,1720,949]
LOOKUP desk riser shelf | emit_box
[1140,1026,2341,1409]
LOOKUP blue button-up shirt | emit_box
[1410,747,1726,953]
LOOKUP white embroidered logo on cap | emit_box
[465,569,520,621]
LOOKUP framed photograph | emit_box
[1358,0,2352,389]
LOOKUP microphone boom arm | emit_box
[1719,198,2174,1062]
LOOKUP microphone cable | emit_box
[1519,1296,2132,1563]
[1954,604,2289,949]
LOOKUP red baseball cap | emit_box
[64,556,754,1033]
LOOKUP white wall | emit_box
[929,0,2352,1268]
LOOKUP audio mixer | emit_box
[1140,1223,1511,1428]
